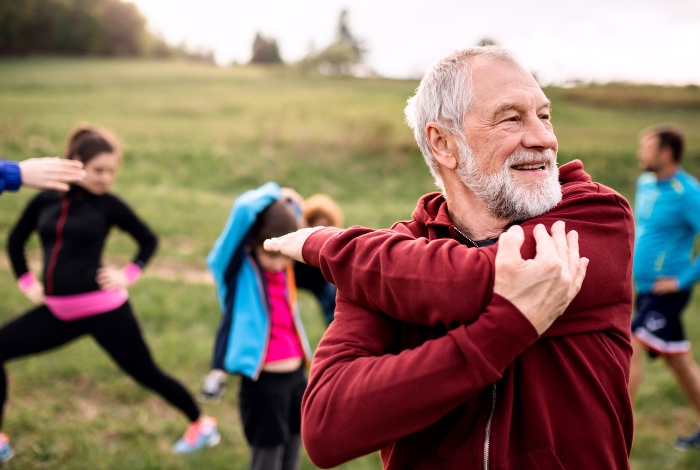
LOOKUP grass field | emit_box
[1,58,700,469]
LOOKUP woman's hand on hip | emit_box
[96,267,128,290]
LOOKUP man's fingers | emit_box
[264,226,325,263]
[532,224,558,263]
[573,257,589,293]
[42,181,70,192]
[263,237,284,254]
[550,221,568,261]
[54,168,87,180]
[59,158,84,169]
[496,225,525,264]
[565,229,581,279]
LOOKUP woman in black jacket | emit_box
[0,124,218,464]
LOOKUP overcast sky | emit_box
[131,0,700,84]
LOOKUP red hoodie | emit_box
[301,161,634,470]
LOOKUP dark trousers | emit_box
[250,433,301,470]
[0,301,200,428]
[239,367,307,470]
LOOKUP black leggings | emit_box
[0,301,200,428]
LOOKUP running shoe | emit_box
[0,433,13,463]
[674,428,700,451]
[197,372,226,404]
[172,416,220,454]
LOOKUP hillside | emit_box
[1,59,700,469]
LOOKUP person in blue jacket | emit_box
[202,182,312,470]
[0,157,85,194]
[628,124,700,451]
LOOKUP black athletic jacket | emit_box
[7,185,157,296]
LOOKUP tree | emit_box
[300,9,368,76]
[0,0,208,59]
[477,37,499,47]
[250,33,282,64]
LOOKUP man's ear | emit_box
[659,145,675,166]
[426,122,458,170]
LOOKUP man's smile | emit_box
[511,162,547,171]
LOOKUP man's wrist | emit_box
[453,293,539,375]
[302,227,343,266]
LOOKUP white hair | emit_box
[405,46,523,191]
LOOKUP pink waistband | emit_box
[45,288,128,321]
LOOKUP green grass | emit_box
[1,58,700,469]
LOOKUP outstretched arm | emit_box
[266,225,494,328]
[265,189,630,334]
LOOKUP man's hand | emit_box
[652,277,680,295]
[19,157,85,191]
[494,221,589,335]
[96,267,128,290]
[263,226,327,263]
[23,282,45,305]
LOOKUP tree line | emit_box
[0,0,207,59]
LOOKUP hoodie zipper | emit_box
[483,382,497,470]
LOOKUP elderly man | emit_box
[266,47,634,469]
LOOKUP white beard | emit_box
[455,141,562,221]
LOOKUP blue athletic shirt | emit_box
[634,168,700,293]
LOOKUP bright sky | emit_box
[131,0,700,84]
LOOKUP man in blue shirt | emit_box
[0,157,84,195]
[629,124,700,450]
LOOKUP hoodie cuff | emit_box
[2,160,22,192]
[302,227,344,267]
[453,293,539,377]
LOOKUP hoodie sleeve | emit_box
[303,226,495,329]
[302,184,634,338]
[302,291,539,468]
[0,159,22,195]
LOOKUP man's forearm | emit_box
[302,226,494,328]
[302,293,538,468]
[301,190,633,338]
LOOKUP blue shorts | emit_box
[632,291,692,358]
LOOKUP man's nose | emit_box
[521,116,557,151]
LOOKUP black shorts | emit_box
[239,366,307,447]
[631,291,692,358]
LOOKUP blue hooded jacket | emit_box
[207,182,312,379]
